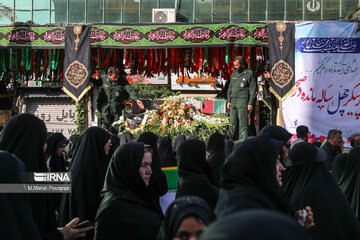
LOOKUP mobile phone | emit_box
[72,220,93,229]
[297,209,307,227]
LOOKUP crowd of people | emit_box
[1,113,360,239]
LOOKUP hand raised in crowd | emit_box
[295,206,315,230]
[58,217,94,240]
[247,105,254,111]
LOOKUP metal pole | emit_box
[211,0,214,22]
[265,0,268,21]
[321,0,323,20]
[103,0,105,23]
[49,0,51,23]
[67,0,70,23]
[339,0,342,19]
[193,0,196,22]
[31,0,33,22]
[13,0,15,22]
[284,0,286,20]
[229,0,232,22]
[302,0,305,20]
[85,0,88,23]
[247,0,250,21]
[121,0,124,23]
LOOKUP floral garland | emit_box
[115,96,234,141]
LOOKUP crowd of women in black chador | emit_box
[2,113,360,240]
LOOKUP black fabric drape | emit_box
[207,133,225,183]
[283,142,360,239]
[108,134,120,160]
[198,210,311,240]
[137,132,168,197]
[157,196,215,240]
[0,113,62,239]
[63,25,91,101]
[258,124,292,164]
[68,134,81,159]
[268,22,295,100]
[331,153,348,183]
[176,139,219,210]
[158,136,176,167]
[215,136,294,218]
[0,151,42,240]
[46,132,68,172]
[59,126,110,239]
[94,143,163,239]
[224,139,234,158]
[339,147,360,221]
[173,135,186,157]
[46,132,68,212]
[258,124,292,144]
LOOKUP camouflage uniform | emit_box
[97,74,138,129]
[227,69,256,141]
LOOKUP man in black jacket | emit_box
[321,129,343,171]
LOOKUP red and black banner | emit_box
[268,22,295,100]
[62,26,91,101]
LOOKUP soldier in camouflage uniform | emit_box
[97,67,143,129]
[227,56,256,141]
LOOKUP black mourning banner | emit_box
[62,26,91,101]
[268,22,295,101]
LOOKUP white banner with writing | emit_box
[283,21,360,145]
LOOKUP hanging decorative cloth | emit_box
[173,49,179,74]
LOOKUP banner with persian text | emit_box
[0,23,267,48]
[283,21,360,145]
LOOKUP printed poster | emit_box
[283,21,360,145]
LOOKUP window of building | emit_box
[69,0,86,23]
[268,0,285,21]
[141,0,157,23]
[1,0,360,25]
[123,0,140,23]
[53,0,68,24]
[214,0,230,22]
[196,0,212,22]
[231,0,248,22]
[104,0,122,23]
[286,0,302,21]
[0,0,14,25]
[15,0,31,23]
[160,0,175,8]
[178,0,193,22]
[33,1,55,24]
[250,0,266,21]
[341,0,359,19]
[304,0,322,20]
[88,0,104,23]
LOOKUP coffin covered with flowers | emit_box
[114,96,233,141]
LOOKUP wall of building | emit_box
[1,0,360,25]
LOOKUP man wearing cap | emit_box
[227,56,256,141]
